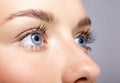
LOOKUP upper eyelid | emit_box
[73,31,92,42]
[14,28,39,41]
[73,31,88,38]
[14,25,47,41]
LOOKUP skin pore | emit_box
[0,0,100,83]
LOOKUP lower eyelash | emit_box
[85,46,92,51]
[13,41,47,52]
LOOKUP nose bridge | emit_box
[58,38,100,83]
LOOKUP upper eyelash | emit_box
[13,24,48,51]
[80,31,96,44]
[87,31,95,44]
[38,23,47,34]
[14,23,47,41]
[79,31,96,51]
[87,31,96,43]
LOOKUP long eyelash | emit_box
[13,24,48,51]
[81,31,96,51]
[87,31,96,44]
[14,23,47,42]
[80,31,96,43]
[38,23,47,34]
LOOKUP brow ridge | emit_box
[6,9,54,23]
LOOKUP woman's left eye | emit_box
[74,35,87,47]
[21,32,43,47]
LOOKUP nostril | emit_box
[79,77,87,80]
[74,77,87,83]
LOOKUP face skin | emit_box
[0,0,100,83]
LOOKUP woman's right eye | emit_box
[21,32,43,47]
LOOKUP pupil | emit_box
[79,39,83,43]
[34,35,39,41]
[31,33,42,45]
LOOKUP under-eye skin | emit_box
[74,31,95,51]
[14,24,48,51]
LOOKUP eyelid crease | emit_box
[73,30,88,38]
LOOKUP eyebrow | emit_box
[5,9,54,23]
[5,9,91,28]
[77,17,91,28]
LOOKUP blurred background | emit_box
[82,0,120,83]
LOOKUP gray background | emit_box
[82,0,120,83]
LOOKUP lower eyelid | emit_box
[13,41,47,52]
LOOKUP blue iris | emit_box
[31,33,42,46]
[75,36,87,47]
[21,33,43,46]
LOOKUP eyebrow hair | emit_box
[77,17,91,28]
[4,9,91,28]
[6,9,54,23]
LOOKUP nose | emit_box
[60,41,100,83]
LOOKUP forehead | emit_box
[0,0,87,25]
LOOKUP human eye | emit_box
[74,35,87,47]
[14,24,47,51]
[21,32,43,47]
[74,31,95,51]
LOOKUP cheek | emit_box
[0,44,43,82]
[0,45,62,82]
[0,50,33,82]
